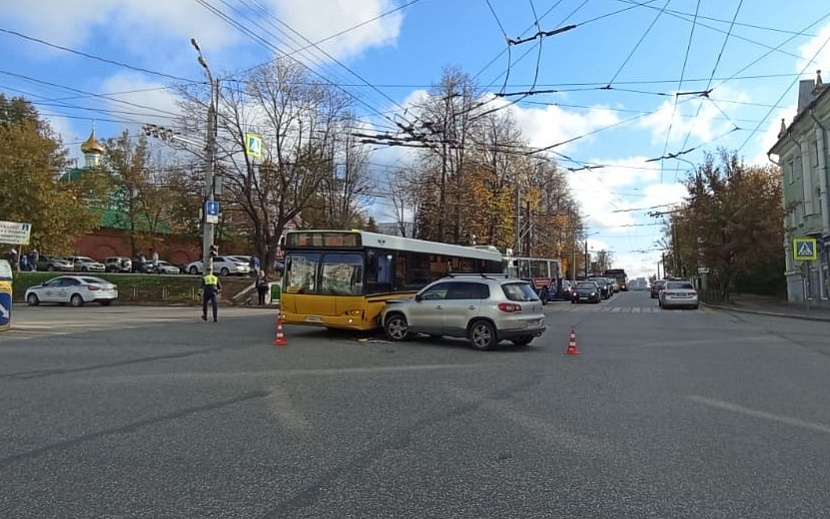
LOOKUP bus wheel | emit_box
[384,314,410,341]
[539,288,549,305]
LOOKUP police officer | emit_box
[201,267,222,322]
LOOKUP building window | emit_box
[810,140,819,167]
[787,160,795,184]
[817,187,823,215]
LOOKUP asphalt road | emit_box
[2,293,829,518]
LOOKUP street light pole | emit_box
[191,38,217,272]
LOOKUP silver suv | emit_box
[381,274,547,350]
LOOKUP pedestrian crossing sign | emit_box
[245,133,262,159]
[793,237,818,261]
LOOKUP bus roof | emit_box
[283,230,503,262]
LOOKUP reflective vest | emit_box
[203,274,219,287]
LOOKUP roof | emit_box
[95,207,172,234]
[769,78,830,155]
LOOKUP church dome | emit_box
[80,130,104,154]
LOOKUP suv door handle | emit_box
[435,304,442,309]
[468,305,476,310]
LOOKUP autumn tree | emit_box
[666,149,789,298]
[101,130,174,254]
[0,95,109,254]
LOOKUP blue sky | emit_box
[2,0,829,279]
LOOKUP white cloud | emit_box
[506,98,621,151]
[0,0,239,50]
[0,0,402,64]
[100,74,183,127]
[637,86,750,148]
[270,0,403,61]
[797,22,830,75]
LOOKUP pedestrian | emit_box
[201,267,221,322]
[151,248,159,274]
[19,254,29,272]
[8,249,18,272]
[256,269,269,305]
[29,249,39,271]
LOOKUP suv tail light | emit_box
[498,302,522,313]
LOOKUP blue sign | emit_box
[793,238,818,261]
[0,289,11,330]
[206,201,220,216]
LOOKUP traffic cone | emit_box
[565,328,580,355]
[274,315,287,346]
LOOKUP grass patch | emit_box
[10,272,257,305]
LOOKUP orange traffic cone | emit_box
[274,315,287,346]
[565,328,580,355]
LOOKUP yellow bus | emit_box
[279,230,504,331]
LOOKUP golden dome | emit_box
[80,130,104,154]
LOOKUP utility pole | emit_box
[515,183,521,254]
[584,239,589,278]
[191,38,218,271]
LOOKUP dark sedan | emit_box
[650,279,666,298]
[571,281,601,304]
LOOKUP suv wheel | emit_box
[469,320,497,351]
[384,314,410,341]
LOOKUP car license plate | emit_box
[305,316,323,323]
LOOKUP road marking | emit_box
[687,395,830,435]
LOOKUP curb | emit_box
[701,301,830,323]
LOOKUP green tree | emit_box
[0,95,109,254]
[667,149,789,299]
[101,130,173,254]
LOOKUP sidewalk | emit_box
[702,293,830,322]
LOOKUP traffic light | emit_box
[209,244,218,258]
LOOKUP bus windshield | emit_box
[284,252,364,296]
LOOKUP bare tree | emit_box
[179,58,358,271]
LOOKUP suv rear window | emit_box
[502,282,539,302]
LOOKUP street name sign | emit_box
[793,237,818,261]
[0,221,32,245]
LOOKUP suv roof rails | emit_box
[446,272,510,279]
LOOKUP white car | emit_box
[658,280,699,309]
[67,256,106,273]
[25,275,119,307]
[153,260,180,275]
[186,256,251,276]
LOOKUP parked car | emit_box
[186,256,251,276]
[650,279,666,299]
[104,256,132,273]
[67,256,106,273]
[25,275,118,307]
[152,260,180,275]
[381,274,547,350]
[571,281,601,304]
[37,254,75,272]
[658,280,699,309]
